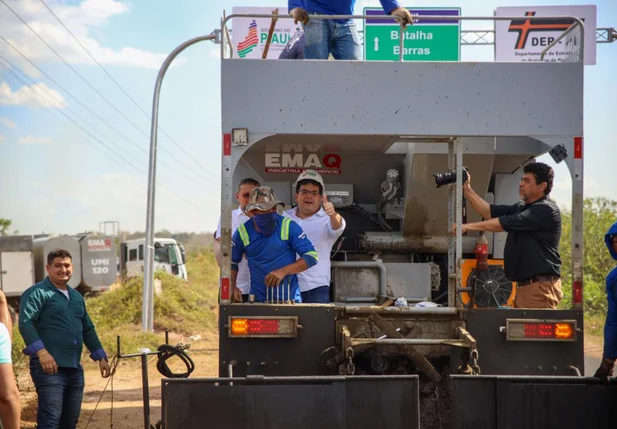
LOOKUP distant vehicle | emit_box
[120,238,187,281]
[0,236,34,302]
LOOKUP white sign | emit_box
[495,5,596,65]
[231,7,300,59]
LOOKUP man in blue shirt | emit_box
[19,249,110,429]
[289,0,412,60]
[231,186,318,303]
[594,221,617,383]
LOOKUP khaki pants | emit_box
[514,278,563,309]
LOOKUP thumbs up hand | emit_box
[322,194,336,217]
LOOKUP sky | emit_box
[0,0,616,236]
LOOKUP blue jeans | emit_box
[30,358,85,429]
[301,286,330,303]
[303,18,362,60]
[604,278,617,359]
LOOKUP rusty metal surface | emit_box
[368,312,441,381]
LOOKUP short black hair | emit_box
[296,179,323,195]
[237,178,260,191]
[523,162,554,195]
[47,248,72,265]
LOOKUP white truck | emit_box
[120,238,187,281]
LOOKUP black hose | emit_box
[156,344,195,378]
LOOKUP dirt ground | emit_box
[16,332,605,429]
[18,332,219,429]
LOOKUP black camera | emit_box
[433,168,468,188]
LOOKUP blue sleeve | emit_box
[289,0,304,11]
[288,221,318,268]
[231,230,243,271]
[379,0,400,14]
[604,274,617,360]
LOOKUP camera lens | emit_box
[434,171,457,188]
[433,169,468,188]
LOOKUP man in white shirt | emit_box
[214,178,260,302]
[285,170,345,303]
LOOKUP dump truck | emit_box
[152,11,617,429]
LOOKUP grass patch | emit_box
[84,247,220,357]
[584,312,606,338]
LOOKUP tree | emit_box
[0,219,11,236]
[559,197,617,313]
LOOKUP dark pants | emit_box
[301,286,330,303]
[30,358,85,429]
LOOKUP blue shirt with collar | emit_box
[231,214,318,302]
[19,277,107,368]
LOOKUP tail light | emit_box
[228,316,299,338]
[506,319,577,342]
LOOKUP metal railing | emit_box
[220,13,586,63]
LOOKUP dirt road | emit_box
[19,333,219,429]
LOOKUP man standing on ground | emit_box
[231,186,318,303]
[289,0,413,60]
[19,249,111,429]
[285,170,345,303]
[214,178,261,302]
[0,290,20,429]
[451,162,562,309]
[594,221,617,382]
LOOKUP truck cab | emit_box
[121,238,187,281]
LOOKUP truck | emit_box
[0,236,34,303]
[121,237,188,281]
[152,11,617,429]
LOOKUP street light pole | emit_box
[143,33,218,332]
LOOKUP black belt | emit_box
[517,275,560,287]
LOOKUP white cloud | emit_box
[0,0,175,72]
[0,81,66,108]
[0,116,16,128]
[0,133,4,144]
[18,135,54,144]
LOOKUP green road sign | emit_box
[363,7,461,61]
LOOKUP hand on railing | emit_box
[290,7,309,25]
[391,7,413,27]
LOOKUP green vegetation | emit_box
[0,218,13,236]
[558,197,617,335]
[86,247,219,355]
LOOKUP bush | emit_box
[84,248,220,357]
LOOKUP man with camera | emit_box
[451,162,562,309]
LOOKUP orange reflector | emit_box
[555,323,574,339]
[506,319,577,342]
[228,316,298,338]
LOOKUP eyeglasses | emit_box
[241,193,251,198]
[299,190,320,196]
